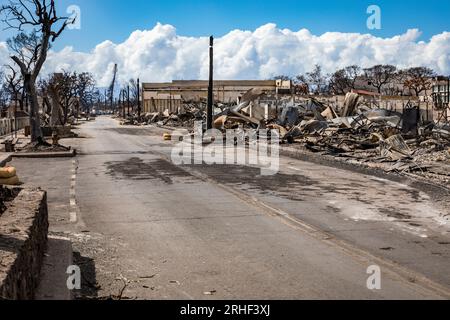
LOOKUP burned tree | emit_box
[39,72,77,126]
[0,0,73,142]
[75,72,96,114]
[295,74,307,85]
[40,71,97,125]
[364,65,398,94]
[0,70,7,112]
[294,74,309,95]
[271,75,292,81]
[402,67,436,96]
[306,65,329,95]
[128,78,140,112]
[344,65,361,91]
[329,65,361,95]
[2,65,24,113]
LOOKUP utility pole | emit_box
[104,89,107,112]
[137,78,141,118]
[122,89,126,119]
[127,85,130,116]
[109,64,118,111]
[207,36,214,130]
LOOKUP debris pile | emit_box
[272,92,450,185]
[120,103,207,127]
[118,87,450,185]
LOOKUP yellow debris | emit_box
[0,167,17,179]
[0,175,20,186]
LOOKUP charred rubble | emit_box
[119,89,450,186]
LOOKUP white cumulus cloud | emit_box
[0,23,449,87]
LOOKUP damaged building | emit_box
[142,80,293,114]
[432,76,450,122]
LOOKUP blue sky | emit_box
[1,0,449,51]
[1,0,449,83]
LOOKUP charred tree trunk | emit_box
[48,85,62,127]
[23,74,42,142]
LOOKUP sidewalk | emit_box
[1,129,76,158]
[0,129,29,152]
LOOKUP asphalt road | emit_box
[11,116,450,299]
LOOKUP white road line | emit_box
[69,159,78,223]
[69,211,77,223]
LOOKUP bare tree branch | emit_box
[0,0,72,141]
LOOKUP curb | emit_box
[12,149,77,159]
[0,154,12,167]
[280,145,450,200]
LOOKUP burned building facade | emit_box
[432,76,450,107]
[142,80,293,114]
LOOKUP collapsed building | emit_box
[116,75,450,186]
[131,84,450,186]
[141,80,293,114]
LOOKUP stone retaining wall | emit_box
[0,188,48,300]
